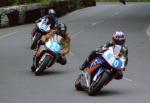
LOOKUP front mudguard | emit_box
[87,67,114,96]
[92,67,113,85]
[39,53,52,68]
[35,54,52,76]
[88,71,111,96]
[31,32,42,50]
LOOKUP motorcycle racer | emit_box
[80,31,128,80]
[31,9,58,36]
[31,23,71,71]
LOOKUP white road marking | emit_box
[91,12,120,27]
[123,77,133,82]
[114,12,120,15]
[0,29,29,40]
[91,20,104,26]
[146,24,150,37]
[71,31,83,39]
[92,22,98,26]
[0,31,18,39]
[110,12,120,18]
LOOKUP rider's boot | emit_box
[114,71,123,80]
[57,55,67,65]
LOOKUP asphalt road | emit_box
[0,2,150,103]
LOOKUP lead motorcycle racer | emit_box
[75,31,128,95]
[80,31,128,79]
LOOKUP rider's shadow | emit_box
[36,67,69,76]
[96,89,123,96]
[96,87,134,97]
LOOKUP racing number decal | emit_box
[106,52,122,68]
[50,42,61,52]
[113,60,119,67]
[41,24,47,30]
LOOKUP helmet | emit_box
[48,9,56,18]
[48,9,56,15]
[56,23,67,33]
[112,31,126,45]
[56,23,67,38]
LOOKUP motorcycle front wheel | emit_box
[88,72,110,96]
[35,55,51,76]
[75,74,83,91]
[30,33,41,50]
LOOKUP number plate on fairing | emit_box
[102,48,126,70]
[45,40,63,53]
[40,24,48,31]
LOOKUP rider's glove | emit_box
[96,46,108,54]
[102,46,108,51]
[35,19,41,24]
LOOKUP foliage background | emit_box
[96,0,150,2]
[0,0,150,7]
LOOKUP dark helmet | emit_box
[56,23,67,33]
[112,31,126,45]
[55,23,67,38]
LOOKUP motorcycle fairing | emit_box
[37,18,51,32]
[45,35,64,54]
[92,66,109,82]
[102,47,126,70]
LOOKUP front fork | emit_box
[33,46,46,67]
[89,67,114,87]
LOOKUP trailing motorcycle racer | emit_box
[31,9,58,36]
[31,23,71,71]
[80,31,128,80]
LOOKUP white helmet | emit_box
[48,9,56,15]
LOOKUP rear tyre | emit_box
[35,55,51,76]
[75,74,83,91]
[31,64,36,72]
[88,72,110,96]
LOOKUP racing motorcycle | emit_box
[31,34,63,76]
[31,18,51,50]
[75,45,126,96]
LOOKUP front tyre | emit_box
[35,55,51,76]
[88,72,110,96]
[31,64,36,72]
[75,74,83,91]
[31,33,41,50]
